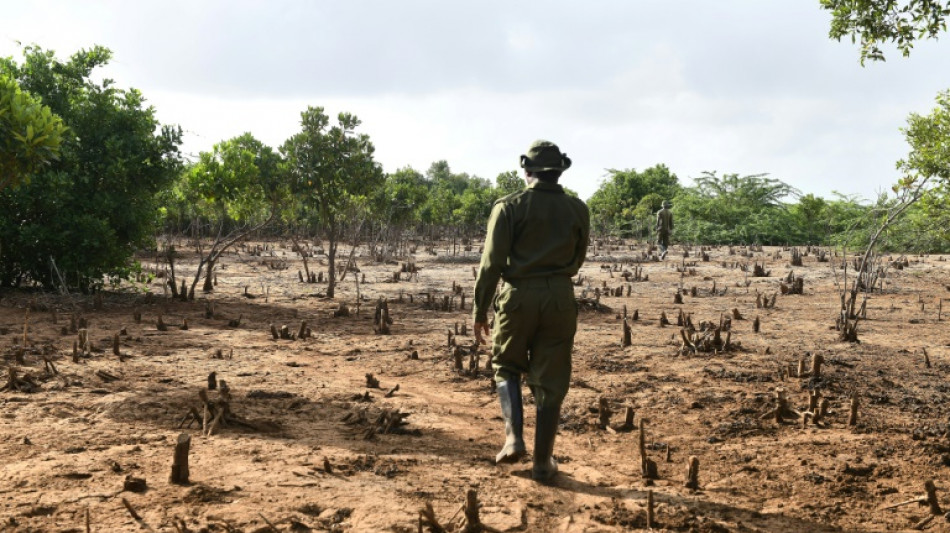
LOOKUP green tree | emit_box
[899,90,950,187]
[821,0,950,63]
[629,193,665,238]
[0,46,181,290]
[0,74,67,191]
[821,1,950,253]
[282,106,383,298]
[454,176,494,230]
[382,167,429,227]
[494,170,523,197]
[901,187,950,251]
[788,193,830,244]
[173,133,283,297]
[673,172,799,245]
[426,160,473,195]
[587,164,680,235]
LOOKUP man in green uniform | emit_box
[473,140,590,482]
[655,199,674,259]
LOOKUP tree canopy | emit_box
[282,106,383,297]
[0,73,67,191]
[587,164,681,235]
[6,38,950,293]
[0,46,182,290]
[821,0,950,63]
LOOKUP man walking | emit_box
[655,199,674,259]
[473,140,590,482]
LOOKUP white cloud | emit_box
[2,0,949,202]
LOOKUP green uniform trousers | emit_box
[492,276,577,408]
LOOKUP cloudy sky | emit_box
[3,1,948,201]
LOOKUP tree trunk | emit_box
[166,246,179,298]
[202,259,215,292]
[327,229,338,299]
[291,235,311,282]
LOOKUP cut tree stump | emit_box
[848,392,859,426]
[615,406,636,432]
[598,397,612,430]
[685,456,700,490]
[169,433,191,484]
[814,398,829,425]
[419,502,447,533]
[460,488,504,533]
[621,319,632,347]
[366,373,380,388]
[761,387,800,423]
[811,353,823,380]
[639,419,658,483]
[646,490,655,528]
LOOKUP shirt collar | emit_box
[527,181,564,193]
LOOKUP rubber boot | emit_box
[532,404,561,482]
[495,378,525,464]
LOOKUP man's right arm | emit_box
[473,202,512,324]
[575,202,591,271]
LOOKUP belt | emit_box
[503,276,573,289]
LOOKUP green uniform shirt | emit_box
[656,207,673,235]
[473,181,590,322]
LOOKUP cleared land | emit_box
[2,241,950,532]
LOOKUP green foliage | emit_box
[673,172,800,245]
[886,90,950,250]
[378,167,429,227]
[905,185,950,251]
[821,0,950,63]
[494,170,523,197]
[405,161,490,229]
[180,133,283,224]
[282,106,383,296]
[0,46,181,290]
[283,107,383,224]
[821,5,950,252]
[0,73,67,191]
[454,177,495,228]
[587,164,680,235]
[631,193,664,226]
[899,90,950,186]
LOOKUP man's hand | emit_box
[474,321,491,345]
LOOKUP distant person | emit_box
[473,140,590,482]
[655,199,674,259]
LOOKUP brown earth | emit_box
[2,241,950,532]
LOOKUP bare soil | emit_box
[2,241,950,532]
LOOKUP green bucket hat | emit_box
[520,140,572,172]
[662,200,672,208]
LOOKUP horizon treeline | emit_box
[2,45,948,292]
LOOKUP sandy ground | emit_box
[2,240,950,532]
